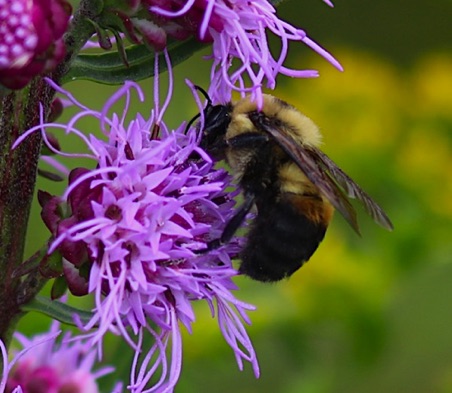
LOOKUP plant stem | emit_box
[0,0,98,343]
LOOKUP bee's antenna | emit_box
[193,85,212,107]
[185,85,212,134]
[184,112,201,134]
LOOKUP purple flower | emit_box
[0,321,121,393]
[15,53,258,391]
[90,1,341,104]
[0,0,72,89]
[148,0,342,104]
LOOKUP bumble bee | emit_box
[192,86,393,282]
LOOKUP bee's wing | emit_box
[306,147,393,231]
[253,114,393,233]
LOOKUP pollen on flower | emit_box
[16,69,259,390]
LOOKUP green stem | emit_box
[0,87,42,343]
[0,0,99,344]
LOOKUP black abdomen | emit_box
[239,194,328,282]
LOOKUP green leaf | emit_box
[51,276,68,300]
[22,296,94,326]
[39,250,63,278]
[62,37,206,85]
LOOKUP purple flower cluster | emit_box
[93,0,341,104]
[148,0,342,104]
[0,322,121,393]
[15,59,258,390]
[0,0,71,89]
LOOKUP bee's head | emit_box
[189,86,232,160]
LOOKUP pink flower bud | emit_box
[0,0,72,89]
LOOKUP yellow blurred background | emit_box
[19,1,452,392]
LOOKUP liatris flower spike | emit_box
[14,53,259,392]
[92,0,341,105]
[147,0,343,104]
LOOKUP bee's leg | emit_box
[221,193,255,243]
[196,193,255,253]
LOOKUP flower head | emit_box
[0,321,120,393]
[148,0,342,104]
[16,52,258,391]
[0,0,72,89]
[92,0,341,104]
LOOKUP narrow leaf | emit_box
[62,38,206,85]
[51,276,68,300]
[37,169,65,182]
[39,251,64,278]
[22,296,94,326]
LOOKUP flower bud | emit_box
[0,0,72,89]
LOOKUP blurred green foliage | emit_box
[18,1,452,392]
